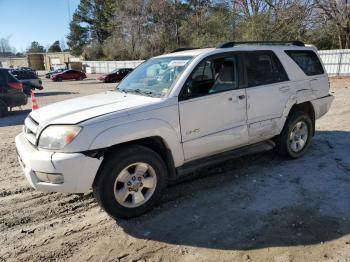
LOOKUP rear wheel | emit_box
[93,145,168,219]
[0,100,8,117]
[275,111,313,159]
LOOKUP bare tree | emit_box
[0,37,15,54]
[315,0,350,48]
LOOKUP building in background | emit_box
[0,52,81,71]
[0,52,27,68]
[27,52,81,71]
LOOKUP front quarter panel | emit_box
[89,118,184,167]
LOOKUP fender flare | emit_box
[89,118,185,167]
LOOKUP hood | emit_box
[30,91,161,128]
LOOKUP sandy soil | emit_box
[0,76,350,262]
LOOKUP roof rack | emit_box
[216,41,305,48]
[171,47,199,53]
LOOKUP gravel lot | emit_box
[0,76,350,262]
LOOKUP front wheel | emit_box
[275,111,313,159]
[93,145,168,219]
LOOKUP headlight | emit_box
[38,125,81,150]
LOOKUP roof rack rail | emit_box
[216,41,305,48]
[171,47,199,53]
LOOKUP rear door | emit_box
[178,53,248,161]
[244,51,291,142]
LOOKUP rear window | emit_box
[7,71,20,83]
[285,50,324,76]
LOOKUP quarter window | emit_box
[285,50,324,76]
[245,51,289,87]
[181,56,238,99]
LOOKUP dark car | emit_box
[0,68,27,117]
[97,68,133,83]
[10,69,43,95]
[50,70,87,82]
[45,68,65,79]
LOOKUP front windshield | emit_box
[117,56,193,97]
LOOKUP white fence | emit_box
[82,50,350,76]
[318,49,350,77]
[82,60,144,74]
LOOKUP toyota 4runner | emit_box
[15,41,334,218]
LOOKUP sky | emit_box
[0,0,80,53]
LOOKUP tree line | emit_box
[67,0,350,60]
[0,37,69,57]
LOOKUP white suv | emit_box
[15,41,334,218]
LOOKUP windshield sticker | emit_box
[168,60,190,67]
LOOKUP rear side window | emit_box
[285,50,324,76]
[245,51,289,87]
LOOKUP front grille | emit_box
[24,116,39,145]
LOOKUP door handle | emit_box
[279,86,290,93]
[238,95,245,100]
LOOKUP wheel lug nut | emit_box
[140,183,143,186]
[128,188,132,191]
[132,176,136,181]
[138,177,141,181]
[127,182,131,186]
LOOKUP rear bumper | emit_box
[311,94,334,119]
[15,133,102,193]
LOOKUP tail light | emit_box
[8,82,23,90]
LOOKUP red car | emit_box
[51,70,86,82]
[97,68,133,83]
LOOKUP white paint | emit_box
[16,44,334,193]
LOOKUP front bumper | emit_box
[15,133,102,193]
[311,94,334,119]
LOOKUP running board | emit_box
[176,140,275,177]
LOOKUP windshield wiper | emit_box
[119,88,157,97]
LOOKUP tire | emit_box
[93,145,168,219]
[275,111,313,159]
[0,100,8,118]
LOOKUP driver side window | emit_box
[181,55,238,99]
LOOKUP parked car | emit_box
[45,68,65,79]
[16,41,333,219]
[0,68,27,117]
[50,70,86,81]
[10,69,43,95]
[97,68,133,83]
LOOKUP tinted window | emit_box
[181,55,238,99]
[285,50,324,76]
[245,51,288,87]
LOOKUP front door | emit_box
[179,54,248,161]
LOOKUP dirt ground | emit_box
[0,76,350,262]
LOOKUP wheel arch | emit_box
[287,101,316,135]
[90,136,177,188]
